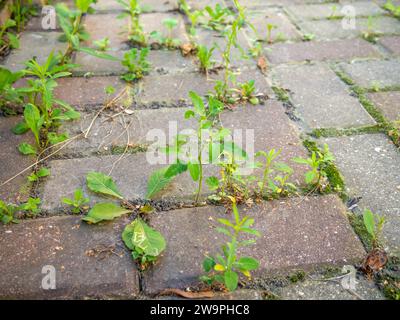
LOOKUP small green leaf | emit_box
[203,257,216,272]
[188,162,200,181]
[164,162,188,179]
[12,122,29,135]
[86,172,124,199]
[363,209,376,238]
[206,176,219,190]
[189,91,205,116]
[18,143,36,155]
[224,270,238,292]
[146,167,173,199]
[82,203,130,224]
[235,257,259,271]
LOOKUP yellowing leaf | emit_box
[214,264,225,272]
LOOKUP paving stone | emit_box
[0,116,34,203]
[379,36,400,55]
[279,276,385,300]
[42,102,308,211]
[73,49,126,76]
[54,76,128,109]
[73,49,196,76]
[286,2,385,21]
[186,0,222,11]
[246,8,302,42]
[158,289,263,300]
[298,16,400,40]
[323,134,400,255]
[1,32,67,72]
[0,216,139,299]
[366,91,400,121]
[272,63,376,129]
[339,59,400,89]
[142,195,366,294]
[92,0,124,12]
[140,12,189,45]
[141,0,178,12]
[82,13,129,49]
[265,38,381,64]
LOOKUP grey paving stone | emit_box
[54,76,128,109]
[272,63,376,129]
[140,12,189,45]
[0,216,139,299]
[366,91,400,121]
[286,2,385,21]
[265,38,381,64]
[1,32,67,72]
[82,13,129,50]
[0,116,34,204]
[73,49,126,76]
[379,36,400,55]
[42,102,308,212]
[147,49,197,75]
[323,134,400,256]
[339,59,400,89]
[246,8,302,42]
[143,195,365,294]
[92,0,124,12]
[279,276,385,300]
[298,16,400,40]
[141,0,178,12]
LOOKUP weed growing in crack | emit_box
[201,198,260,292]
[202,3,234,33]
[0,19,19,51]
[10,0,36,33]
[0,67,24,113]
[292,143,335,192]
[178,0,202,35]
[234,80,260,105]
[81,171,166,269]
[62,188,90,214]
[197,44,216,75]
[117,0,147,46]
[27,167,50,183]
[383,0,400,19]
[93,37,110,51]
[56,0,97,63]
[121,47,151,82]
[150,18,181,49]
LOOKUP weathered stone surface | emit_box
[42,102,308,211]
[0,116,34,203]
[73,49,195,76]
[0,216,139,299]
[92,0,124,12]
[141,0,178,12]
[246,8,302,42]
[2,32,67,72]
[140,12,189,44]
[158,289,263,300]
[73,49,126,76]
[83,13,129,49]
[265,39,381,64]
[367,91,400,121]
[379,36,400,55]
[323,134,400,255]
[54,76,128,109]
[143,195,365,294]
[298,16,400,40]
[279,276,385,300]
[272,63,376,129]
[339,60,400,89]
[286,2,384,21]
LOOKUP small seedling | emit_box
[0,67,24,112]
[266,23,277,43]
[62,188,90,214]
[363,209,385,249]
[0,200,19,224]
[292,144,334,191]
[361,16,381,43]
[150,18,181,48]
[197,44,216,74]
[235,80,260,105]
[201,199,260,291]
[302,33,315,41]
[121,47,151,82]
[28,167,50,182]
[383,0,400,18]
[19,197,41,215]
[116,0,147,46]
[0,19,19,50]
[202,3,233,32]
[93,37,110,51]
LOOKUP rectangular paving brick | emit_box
[73,49,196,76]
[265,38,381,64]
[339,59,400,89]
[286,2,384,20]
[298,16,400,40]
[143,195,365,294]
[246,8,302,42]
[0,116,34,203]
[92,0,124,12]
[323,134,400,255]
[379,36,400,55]
[82,13,129,50]
[1,32,67,72]
[54,76,128,109]
[366,91,400,121]
[272,63,376,129]
[0,216,139,299]
[141,0,178,12]
[42,102,308,212]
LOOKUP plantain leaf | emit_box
[86,172,124,199]
[82,203,130,224]
[146,167,173,199]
